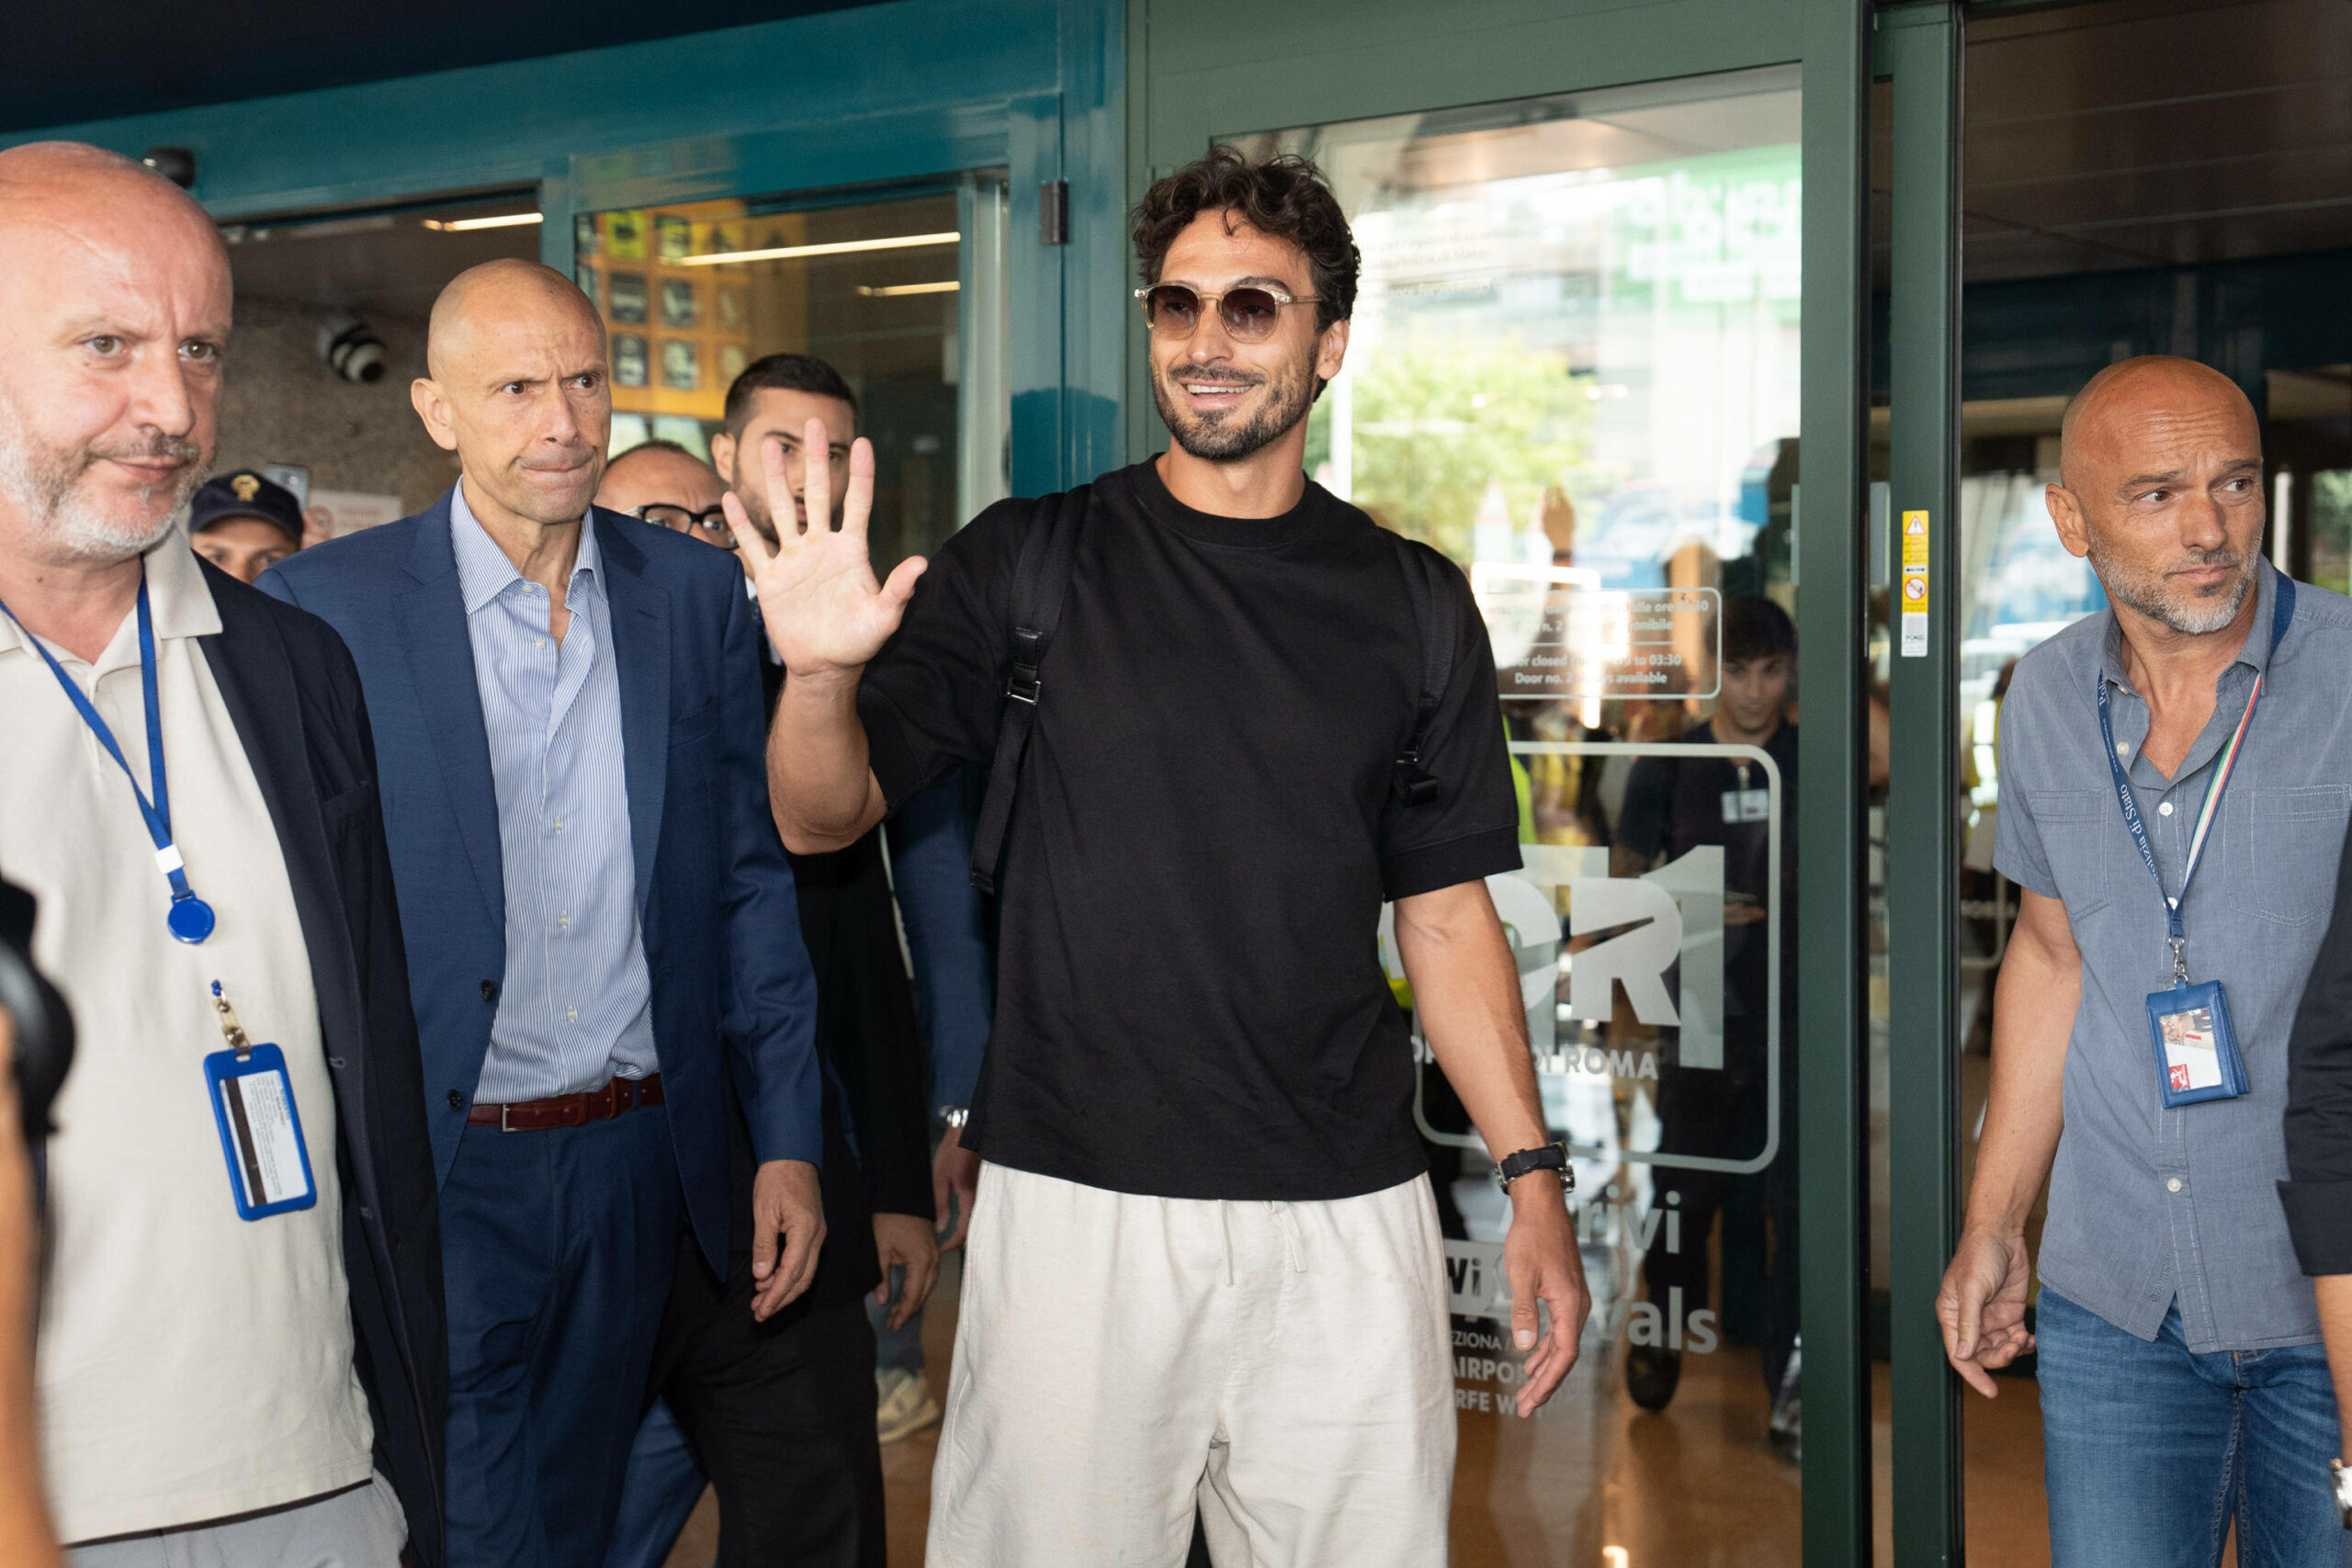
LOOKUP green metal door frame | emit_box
[1137,1,1880,1559]
[1800,1,1877,1561]
[1883,5,1966,1562]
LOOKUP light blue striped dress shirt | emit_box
[451,484,659,1103]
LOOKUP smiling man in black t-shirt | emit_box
[733,146,1588,1566]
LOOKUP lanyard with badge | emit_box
[2095,574,2295,1109]
[204,982,318,1218]
[0,574,216,942]
[1722,760,1770,824]
[1,572,316,1217]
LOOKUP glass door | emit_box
[1265,66,1806,1564]
[1147,0,1873,1561]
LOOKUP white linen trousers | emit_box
[926,1161,1455,1566]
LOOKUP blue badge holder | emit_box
[2146,980,2252,1110]
[203,1042,319,1220]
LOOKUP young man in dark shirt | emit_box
[1611,596,1801,1440]
[738,147,1587,1564]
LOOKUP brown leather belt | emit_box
[467,1073,664,1132]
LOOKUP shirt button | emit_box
[559,913,570,929]
[535,637,546,650]
[481,980,498,1002]
[2116,740,2131,756]
[566,1006,578,1022]
[553,818,564,835]
[2158,802,2173,817]
[2167,1177,2184,1192]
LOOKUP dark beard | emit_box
[729,490,785,547]
[1151,349,1316,463]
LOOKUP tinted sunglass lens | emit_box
[1219,288,1282,341]
[1146,286,1202,334]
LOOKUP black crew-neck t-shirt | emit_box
[855,459,1520,1201]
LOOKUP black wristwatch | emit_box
[1494,1142,1573,1194]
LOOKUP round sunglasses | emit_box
[1134,283,1320,344]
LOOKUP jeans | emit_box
[869,1266,926,1378]
[2039,1286,2348,1568]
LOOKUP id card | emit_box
[203,1043,318,1220]
[2144,980,2251,1109]
[1722,787,1770,824]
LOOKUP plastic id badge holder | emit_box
[202,983,317,1220]
[2145,981,2252,1108]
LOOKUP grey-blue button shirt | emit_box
[1994,560,2352,1352]
[451,484,659,1103]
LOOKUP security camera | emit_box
[318,315,388,384]
[141,146,196,189]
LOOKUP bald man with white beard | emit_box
[0,142,446,1565]
[261,260,826,1568]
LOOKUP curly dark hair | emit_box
[1130,146,1359,333]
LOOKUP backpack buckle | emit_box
[1006,626,1043,705]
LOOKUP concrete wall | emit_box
[214,296,457,516]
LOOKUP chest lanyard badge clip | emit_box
[2099,573,2293,1110]
[0,574,216,943]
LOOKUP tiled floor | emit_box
[661,1244,2080,1568]
[656,1049,2091,1568]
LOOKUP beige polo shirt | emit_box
[0,533,372,1543]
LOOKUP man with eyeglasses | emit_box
[597,439,734,550]
[745,146,1588,1566]
[591,427,989,1567]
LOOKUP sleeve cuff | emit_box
[748,1089,824,1170]
[856,685,932,813]
[2278,1179,2352,1275]
[1384,825,1522,902]
[1991,850,2059,901]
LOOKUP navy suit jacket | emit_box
[261,492,822,1270]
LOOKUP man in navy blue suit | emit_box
[262,259,826,1568]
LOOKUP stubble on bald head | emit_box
[2058,355,2257,492]
[425,258,605,382]
[0,141,227,279]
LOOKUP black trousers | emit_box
[1645,1031,1801,1396]
[650,1234,888,1568]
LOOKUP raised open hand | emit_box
[727,417,927,679]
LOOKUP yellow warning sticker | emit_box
[1900,510,1929,657]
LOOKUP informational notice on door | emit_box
[1472,564,1721,702]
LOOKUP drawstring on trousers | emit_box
[1220,1201,1307,1283]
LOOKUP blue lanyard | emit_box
[0,576,216,944]
[2094,573,2293,980]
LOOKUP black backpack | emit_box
[966,485,1461,893]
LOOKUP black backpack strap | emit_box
[1393,538,1456,809]
[968,486,1087,893]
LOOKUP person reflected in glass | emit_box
[1608,597,1801,1450]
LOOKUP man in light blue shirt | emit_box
[264,259,826,1568]
[451,480,661,1105]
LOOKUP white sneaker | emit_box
[876,1368,941,1445]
